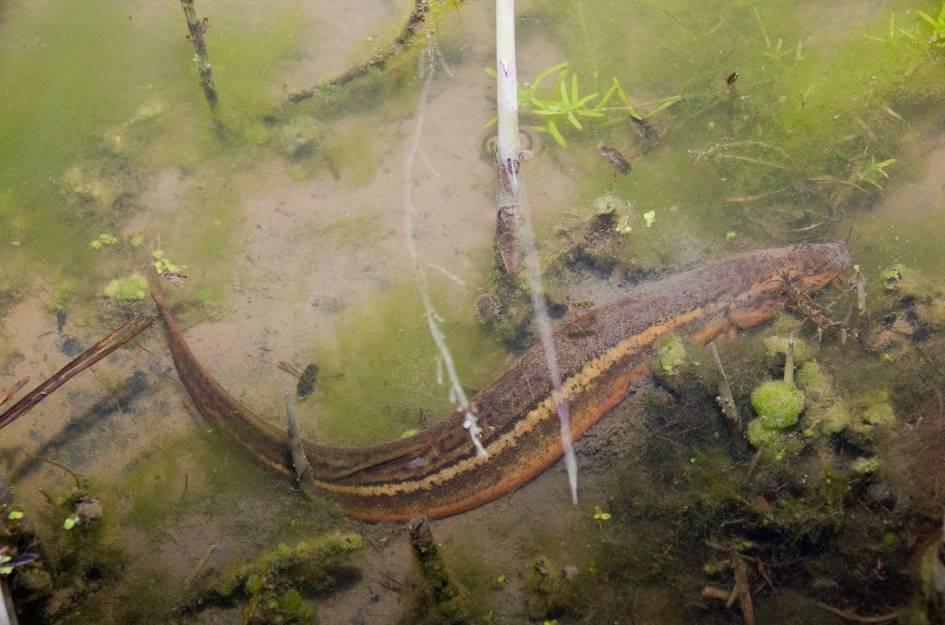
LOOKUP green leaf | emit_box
[597,82,620,108]
[566,111,583,130]
[531,62,568,90]
[7,509,23,520]
[546,120,567,147]
[917,10,937,27]
[559,75,571,107]
[574,92,601,108]
[642,95,682,117]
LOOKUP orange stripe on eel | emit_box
[150,242,850,522]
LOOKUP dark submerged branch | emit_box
[0,316,153,430]
[286,0,434,103]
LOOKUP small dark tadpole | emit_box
[599,145,631,175]
[296,364,319,399]
[726,71,739,86]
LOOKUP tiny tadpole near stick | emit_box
[599,145,631,175]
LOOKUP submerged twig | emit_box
[28,455,83,489]
[408,516,466,619]
[731,554,756,625]
[179,0,217,107]
[783,332,795,385]
[852,264,866,312]
[814,602,900,623]
[284,394,316,497]
[808,175,870,194]
[0,378,29,407]
[287,0,437,102]
[185,543,218,588]
[701,550,756,625]
[709,343,743,448]
[0,316,153,430]
[707,153,793,171]
[725,185,790,204]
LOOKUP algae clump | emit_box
[103,274,147,302]
[863,402,896,429]
[751,381,805,429]
[746,380,806,457]
[89,233,118,250]
[746,418,787,451]
[763,335,814,363]
[656,335,687,374]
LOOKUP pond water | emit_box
[2,0,945,623]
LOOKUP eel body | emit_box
[149,243,850,522]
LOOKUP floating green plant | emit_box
[89,233,118,250]
[592,506,611,522]
[151,249,186,275]
[858,155,897,190]
[917,2,945,47]
[487,62,679,147]
[753,6,804,62]
[103,274,148,302]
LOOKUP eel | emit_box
[148,242,850,522]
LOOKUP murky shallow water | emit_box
[2,0,945,623]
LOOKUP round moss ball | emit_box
[751,380,805,429]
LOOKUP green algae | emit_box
[751,380,805,429]
[0,0,307,298]
[320,121,383,189]
[656,334,688,374]
[763,335,815,363]
[102,274,148,302]
[306,282,508,446]
[193,533,361,624]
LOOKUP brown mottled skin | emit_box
[149,243,850,522]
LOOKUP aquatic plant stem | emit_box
[408,516,467,620]
[287,0,436,103]
[784,332,795,386]
[284,395,316,497]
[709,343,744,449]
[0,316,153,430]
[494,0,522,274]
[179,0,217,108]
[0,378,28,407]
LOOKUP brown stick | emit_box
[0,378,29,407]
[180,0,217,107]
[408,515,465,617]
[0,316,153,430]
[287,0,434,103]
[732,554,756,625]
[702,585,734,602]
[27,455,82,488]
[815,602,900,624]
